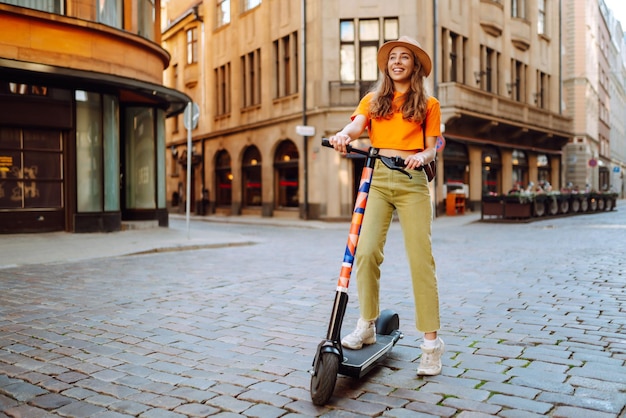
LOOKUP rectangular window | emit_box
[242,48,261,108]
[339,20,356,83]
[273,32,298,98]
[97,0,123,29]
[511,0,525,19]
[511,59,527,102]
[217,0,231,27]
[478,45,499,93]
[338,17,398,89]
[0,128,63,210]
[242,0,261,11]
[76,91,103,213]
[215,63,231,116]
[187,27,198,64]
[537,0,546,34]
[442,29,467,83]
[103,94,120,211]
[136,0,155,41]
[535,71,548,108]
[125,107,156,209]
[0,0,63,14]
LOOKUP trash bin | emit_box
[446,192,465,216]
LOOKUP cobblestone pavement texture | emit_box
[0,204,625,417]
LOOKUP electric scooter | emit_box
[310,138,414,406]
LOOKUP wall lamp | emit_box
[474,70,486,84]
[506,81,518,95]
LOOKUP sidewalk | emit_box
[0,210,482,269]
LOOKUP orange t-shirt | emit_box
[351,92,441,150]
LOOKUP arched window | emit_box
[482,145,501,194]
[274,140,299,208]
[215,150,232,207]
[242,146,262,207]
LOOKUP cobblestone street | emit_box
[1,207,625,417]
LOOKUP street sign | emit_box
[184,102,200,130]
[296,125,315,136]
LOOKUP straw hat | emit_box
[377,36,432,76]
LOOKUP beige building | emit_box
[161,0,582,220]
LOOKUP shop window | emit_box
[0,128,63,209]
[442,140,469,185]
[274,140,299,208]
[125,107,156,209]
[215,150,232,207]
[482,145,501,195]
[511,149,528,190]
[242,146,262,207]
[537,153,551,184]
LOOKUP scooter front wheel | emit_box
[310,352,339,405]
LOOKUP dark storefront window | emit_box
[274,140,299,208]
[537,154,551,184]
[215,150,232,207]
[511,149,528,190]
[482,145,501,194]
[442,141,469,184]
[0,128,63,209]
[242,146,262,207]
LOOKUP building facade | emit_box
[162,0,626,220]
[0,0,189,233]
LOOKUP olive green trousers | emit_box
[355,159,441,333]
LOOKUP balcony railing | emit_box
[437,82,571,134]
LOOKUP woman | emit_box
[328,35,444,376]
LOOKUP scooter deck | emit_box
[338,330,402,378]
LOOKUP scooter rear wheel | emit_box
[310,352,339,405]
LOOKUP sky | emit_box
[605,0,626,28]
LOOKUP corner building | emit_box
[0,0,189,233]
[163,0,572,219]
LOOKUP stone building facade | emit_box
[162,0,626,220]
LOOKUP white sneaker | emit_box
[417,337,445,376]
[341,318,376,349]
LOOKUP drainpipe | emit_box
[301,0,309,219]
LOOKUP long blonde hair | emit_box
[369,52,429,123]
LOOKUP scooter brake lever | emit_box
[380,156,413,179]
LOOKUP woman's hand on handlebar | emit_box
[328,133,351,155]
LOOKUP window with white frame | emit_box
[537,0,546,35]
[339,17,398,84]
[217,0,230,27]
[186,27,198,65]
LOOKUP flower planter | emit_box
[481,196,504,219]
[504,201,532,219]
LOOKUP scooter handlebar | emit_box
[321,137,411,177]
